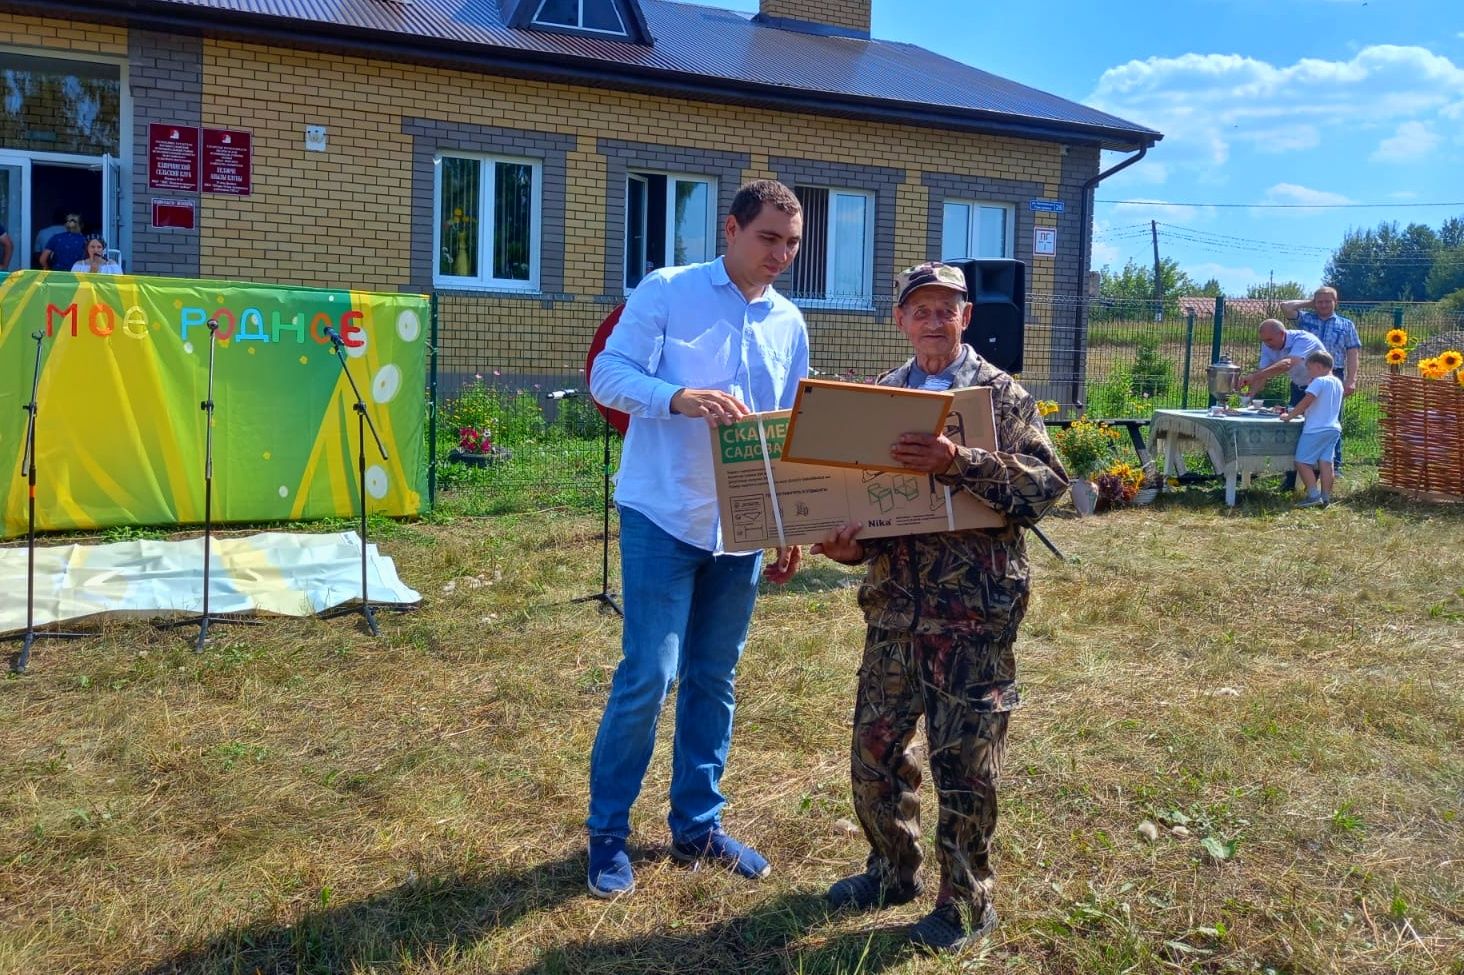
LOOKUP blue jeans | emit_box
[586,505,763,842]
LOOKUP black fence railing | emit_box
[429,293,1464,511]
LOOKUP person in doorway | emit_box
[1282,286,1359,472]
[1279,350,1344,507]
[0,221,13,270]
[71,237,122,274]
[40,214,89,271]
[1237,318,1324,491]
[584,179,808,899]
[33,209,67,267]
[812,262,1068,952]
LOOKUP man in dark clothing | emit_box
[813,261,1068,952]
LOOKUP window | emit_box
[941,201,1013,260]
[787,186,873,304]
[0,51,121,155]
[532,0,628,35]
[624,173,715,290]
[434,153,541,290]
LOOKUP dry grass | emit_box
[1,480,1461,975]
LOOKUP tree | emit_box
[1197,277,1224,297]
[1324,221,1438,300]
[1246,280,1307,301]
[1093,258,1198,320]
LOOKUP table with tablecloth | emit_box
[1150,409,1302,505]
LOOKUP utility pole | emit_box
[1151,220,1164,322]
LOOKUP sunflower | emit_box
[1457,368,1464,388]
[1385,348,1408,366]
[1419,358,1445,380]
[1385,328,1408,348]
[1440,349,1464,371]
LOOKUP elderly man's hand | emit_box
[671,388,750,427]
[810,521,864,564]
[890,432,958,473]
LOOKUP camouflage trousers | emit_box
[850,627,1016,910]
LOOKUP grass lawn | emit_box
[1,477,1461,974]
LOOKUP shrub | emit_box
[1087,367,1155,418]
[553,396,604,441]
[1129,336,1174,398]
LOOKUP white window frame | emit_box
[623,171,717,292]
[432,152,542,292]
[791,186,874,309]
[940,199,1014,260]
[531,0,628,36]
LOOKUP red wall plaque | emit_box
[202,127,252,195]
[151,198,197,230]
[148,123,201,192]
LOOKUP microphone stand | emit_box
[158,319,260,651]
[5,332,86,672]
[317,331,398,636]
[554,388,620,617]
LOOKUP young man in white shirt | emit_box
[584,180,808,898]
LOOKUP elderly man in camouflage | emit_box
[812,262,1069,952]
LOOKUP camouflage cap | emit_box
[894,261,967,306]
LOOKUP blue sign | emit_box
[1029,199,1065,213]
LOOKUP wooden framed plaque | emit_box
[781,378,953,473]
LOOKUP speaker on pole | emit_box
[947,258,1026,374]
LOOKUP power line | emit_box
[1096,199,1464,209]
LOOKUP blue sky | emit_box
[693,0,1464,295]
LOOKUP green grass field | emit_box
[2,477,1461,974]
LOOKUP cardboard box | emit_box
[711,386,1005,553]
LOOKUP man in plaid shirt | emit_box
[1283,286,1360,471]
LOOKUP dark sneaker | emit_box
[909,902,998,952]
[587,834,634,898]
[669,827,771,879]
[827,870,923,911]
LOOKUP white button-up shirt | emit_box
[590,257,809,552]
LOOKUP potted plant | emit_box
[1051,416,1121,515]
[449,425,509,467]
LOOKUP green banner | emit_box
[0,271,429,538]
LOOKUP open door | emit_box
[101,153,123,268]
[0,157,27,274]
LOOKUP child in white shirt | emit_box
[1280,350,1343,507]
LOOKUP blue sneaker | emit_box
[587,834,634,898]
[669,827,771,879]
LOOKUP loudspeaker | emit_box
[948,258,1026,374]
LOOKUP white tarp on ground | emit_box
[0,531,420,635]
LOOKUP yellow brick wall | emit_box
[192,38,1063,372]
[1,19,1070,376]
[196,38,1061,291]
[0,14,126,55]
[758,0,871,33]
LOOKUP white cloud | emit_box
[1262,183,1353,206]
[1389,190,1419,200]
[1370,120,1442,162]
[1088,45,1464,179]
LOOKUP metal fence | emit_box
[429,293,1464,510]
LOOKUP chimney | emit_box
[755,0,871,38]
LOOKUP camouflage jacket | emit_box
[857,347,1069,638]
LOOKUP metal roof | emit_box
[32,0,1161,148]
